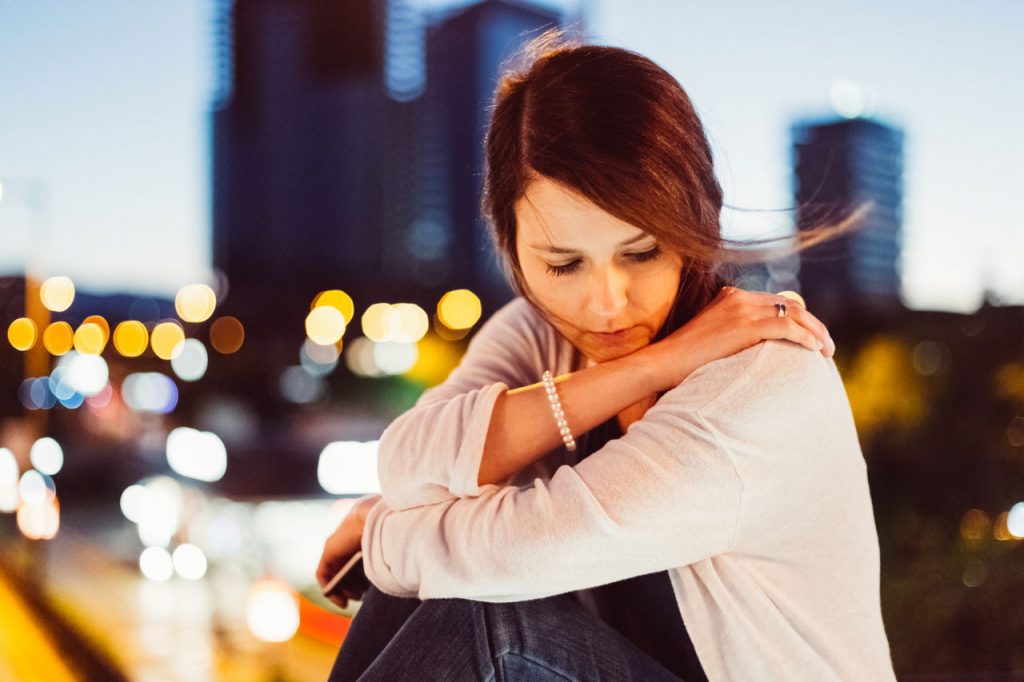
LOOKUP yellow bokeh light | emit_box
[42,322,74,356]
[306,306,346,345]
[73,322,106,355]
[7,318,37,351]
[113,321,149,357]
[433,315,471,341]
[437,289,482,330]
[82,315,110,345]
[994,511,1014,541]
[404,333,465,386]
[312,290,355,324]
[151,321,186,360]
[175,284,217,323]
[361,303,398,342]
[210,316,245,354]
[40,276,75,312]
[959,508,990,541]
[392,303,429,343]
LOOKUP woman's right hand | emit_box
[642,286,834,394]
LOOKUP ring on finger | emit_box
[774,301,787,318]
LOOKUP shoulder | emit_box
[472,296,544,338]
[659,339,841,420]
[467,296,559,356]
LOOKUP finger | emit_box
[764,316,824,353]
[760,295,833,355]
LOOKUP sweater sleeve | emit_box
[376,298,549,511]
[360,343,767,602]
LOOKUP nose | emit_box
[588,264,630,322]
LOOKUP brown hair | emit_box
[481,29,869,343]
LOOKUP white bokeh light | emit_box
[166,427,227,483]
[317,441,381,495]
[139,546,174,581]
[30,437,64,476]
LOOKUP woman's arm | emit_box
[361,342,769,601]
[476,348,662,488]
[379,289,831,511]
[377,299,666,510]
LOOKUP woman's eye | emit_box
[546,260,582,277]
[628,247,661,263]
[544,247,661,277]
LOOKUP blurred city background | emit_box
[1,0,1021,680]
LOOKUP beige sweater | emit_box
[361,296,896,681]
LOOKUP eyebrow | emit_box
[528,232,653,254]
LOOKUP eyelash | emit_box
[546,247,662,277]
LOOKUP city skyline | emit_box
[0,0,1021,312]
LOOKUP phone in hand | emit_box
[321,551,369,603]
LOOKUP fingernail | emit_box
[826,335,835,353]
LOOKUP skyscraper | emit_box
[791,117,905,321]
[212,0,417,307]
[418,0,564,304]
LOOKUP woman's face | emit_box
[514,176,684,364]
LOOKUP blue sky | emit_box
[1,0,1021,311]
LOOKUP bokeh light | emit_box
[166,427,227,483]
[305,306,346,345]
[0,448,19,513]
[172,543,208,580]
[42,321,74,356]
[170,339,209,382]
[29,437,64,476]
[437,289,482,330]
[135,476,183,547]
[373,341,418,375]
[1008,502,1024,539]
[139,546,174,581]
[312,289,355,324]
[151,321,186,360]
[361,303,399,342]
[175,283,217,323]
[122,372,178,414]
[391,302,429,343]
[120,484,146,523]
[7,317,37,351]
[17,496,60,540]
[73,322,106,355]
[246,578,300,642]
[18,470,55,506]
[209,316,245,354]
[39,276,75,312]
[113,320,150,357]
[58,351,109,396]
[317,441,381,495]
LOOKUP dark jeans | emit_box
[326,585,684,681]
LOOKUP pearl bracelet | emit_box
[541,370,577,452]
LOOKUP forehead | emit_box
[514,177,649,249]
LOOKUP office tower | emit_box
[212,0,419,306]
[791,117,904,321]
[420,0,564,303]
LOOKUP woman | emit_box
[318,31,895,681]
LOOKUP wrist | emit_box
[620,342,671,394]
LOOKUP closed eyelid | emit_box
[547,245,659,263]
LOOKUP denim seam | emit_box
[494,650,576,682]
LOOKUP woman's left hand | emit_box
[317,493,381,608]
